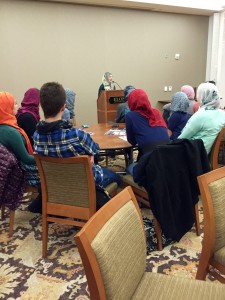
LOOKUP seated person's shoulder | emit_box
[0,124,19,134]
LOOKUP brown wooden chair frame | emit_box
[75,186,144,300]
[122,180,201,251]
[76,186,225,299]
[196,166,225,283]
[34,154,97,258]
[1,185,38,237]
[209,127,225,170]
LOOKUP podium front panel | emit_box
[97,90,124,123]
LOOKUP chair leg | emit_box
[194,203,200,236]
[153,217,163,251]
[1,204,5,219]
[196,252,210,280]
[9,210,15,237]
[42,216,48,258]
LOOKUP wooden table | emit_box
[82,123,132,150]
[81,123,133,167]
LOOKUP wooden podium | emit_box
[97,90,124,123]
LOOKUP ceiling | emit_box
[33,0,225,16]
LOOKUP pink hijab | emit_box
[181,85,195,100]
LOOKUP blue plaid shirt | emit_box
[33,121,103,186]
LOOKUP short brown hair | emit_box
[40,82,66,118]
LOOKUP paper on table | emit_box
[105,129,126,136]
[119,136,127,141]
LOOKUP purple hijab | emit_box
[16,88,40,122]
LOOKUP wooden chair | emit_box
[1,185,39,237]
[122,140,209,250]
[0,144,39,237]
[34,154,118,258]
[196,166,225,282]
[122,175,163,250]
[122,174,201,251]
[209,127,225,170]
[75,186,225,300]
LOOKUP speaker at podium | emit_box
[97,90,125,123]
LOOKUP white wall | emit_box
[206,11,225,103]
[0,0,209,123]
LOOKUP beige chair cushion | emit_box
[132,272,225,300]
[209,177,225,251]
[91,200,146,300]
[42,161,90,207]
[123,174,147,192]
[214,246,225,266]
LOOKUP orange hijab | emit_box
[0,92,33,154]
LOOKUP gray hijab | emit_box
[102,72,116,90]
[197,82,220,110]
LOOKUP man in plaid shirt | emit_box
[33,81,120,189]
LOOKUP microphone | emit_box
[112,81,123,90]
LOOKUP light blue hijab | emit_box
[65,88,76,118]
[170,92,189,113]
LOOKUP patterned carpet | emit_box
[0,156,213,299]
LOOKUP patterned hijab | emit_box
[0,92,33,154]
[181,85,195,100]
[124,85,135,102]
[128,89,167,128]
[16,88,40,122]
[170,92,189,113]
[197,82,220,110]
[65,88,76,118]
[102,72,116,90]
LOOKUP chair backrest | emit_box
[198,166,225,253]
[209,127,225,170]
[75,186,146,300]
[0,144,26,210]
[34,154,96,219]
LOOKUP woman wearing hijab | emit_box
[168,92,190,140]
[125,89,170,174]
[0,92,35,165]
[62,88,76,125]
[178,82,225,154]
[98,72,116,97]
[181,85,200,115]
[16,88,40,147]
[163,84,198,123]
[115,85,135,123]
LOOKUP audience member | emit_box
[125,89,170,175]
[32,82,121,211]
[16,88,40,147]
[181,85,199,115]
[0,91,35,165]
[98,72,116,97]
[178,82,225,154]
[168,92,190,140]
[115,85,135,123]
[163,84,199,123]
[62,88,76,125]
